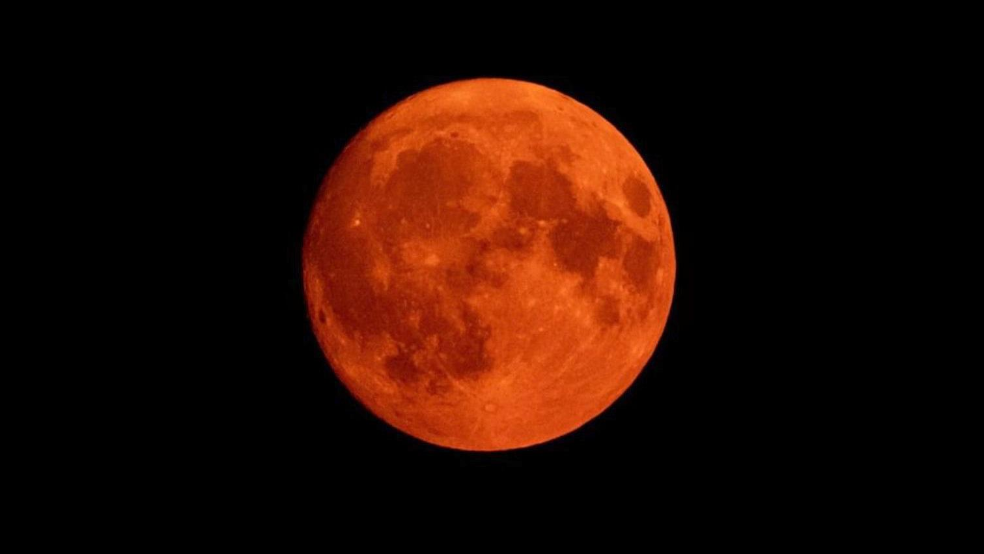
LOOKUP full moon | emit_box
[303,78,675,451]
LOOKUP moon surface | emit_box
[303,78,675,451]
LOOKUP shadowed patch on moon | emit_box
[549,206,620,283]
[622,176,653,217]
[383,301,492,384]
[317,232,388,337]
[490,225,535,252]
[444,238,510,291]
[378,138,487,242]
[595,295,622,326]
[623,234,659,290]
[507,161,578,220]
[506,159,622,283]
[324,256,497,387]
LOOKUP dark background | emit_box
[193,62,835,489]
[25,11,922,522]
[41,14,925,522]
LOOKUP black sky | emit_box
[178,57,842,493]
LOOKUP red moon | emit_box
[303,78,675,451]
